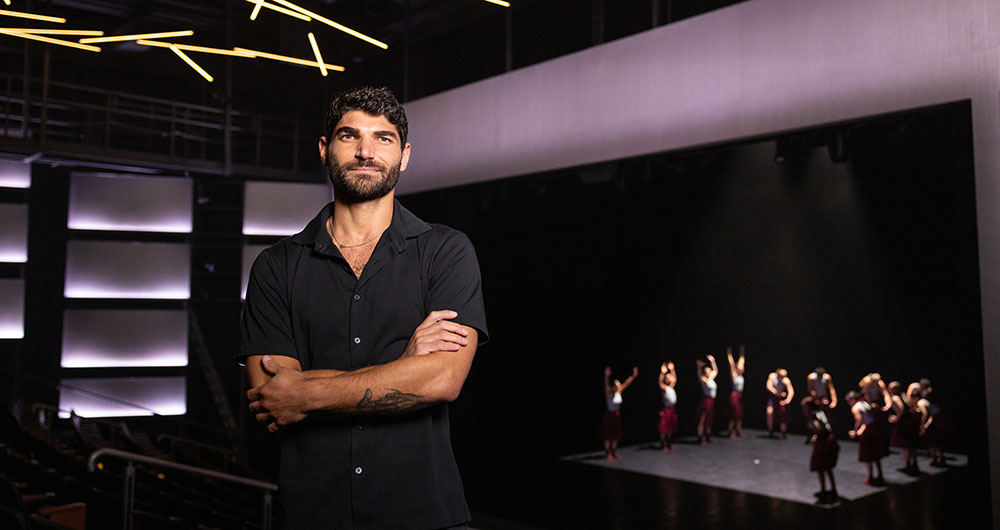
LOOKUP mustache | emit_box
[342,159,385,171]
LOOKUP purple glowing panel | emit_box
[64,241,190,299]
[0,160,30,188]
[243,181,331,235]
[0,203,28,263]
[61,309,188,368]
[0,279,24,339]
[68,173,192,232]
[241,244,269,299]
[58,377,186,418]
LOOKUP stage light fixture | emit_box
[0,29,100,51]
[234,46,344,71]
[0,8,66,23]
[307,32,327,76]
[136,39,255,57]
[484,0,511,6]
[169,44,213,82]
[0,28,103,36]
[270,0,388,49]
[250,0,264,20]
[2,1,8,7]
[241,0,310,21]
[79,30,193,44]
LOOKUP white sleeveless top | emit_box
[811,373,830,397]
[703,379,718,399]
[607,391,622,412]
[732,374,745,392]
[663,386,677,407]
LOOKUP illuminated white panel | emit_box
[68,173,192,232]
[241,244,269,300]
[62,309,188,368]
[0,160,30,188]
[0,279,25,339]
[58,377,186,418]
[243,181,331,235]
[0,203,28,262]
[64,241,190,299]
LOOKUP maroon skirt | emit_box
[921,412,949,448]
[598,410,623,441]
[698,396,716,429]
[890,411,921,449]
[768,398,789,422]
[729,390,743,423]
[858,422,889,462]
[658,406,678,437]
[810,432,840,471]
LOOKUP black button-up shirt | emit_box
[239,200,489,530]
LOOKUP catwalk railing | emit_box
[87,447,277,530]
[0,72,317,178]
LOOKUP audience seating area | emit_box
[0,401,272,530]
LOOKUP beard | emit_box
[326,152,401,205]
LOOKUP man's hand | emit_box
[402,310,469,358]
[247,355,309,432]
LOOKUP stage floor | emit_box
[560,428,967,507]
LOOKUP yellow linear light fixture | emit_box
[233,46,344,72]
[0,28,100,51]
[136,39,256,57]
[307,32,326,76]
[80,30,193,44]
[0,9,66,23]
[169,44,213,82]
[250,0,264,20]
[0,28,103,36]
[2,1,10,6]
[241,0,310,21]
[270,0,387,50]
[483,0,511,6]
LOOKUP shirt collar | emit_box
[290,198,431,254]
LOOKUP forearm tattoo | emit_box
[356,388,425,414]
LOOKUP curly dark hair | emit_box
[323,86,408,145]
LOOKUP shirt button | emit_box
[355,467,363,475]
[353,294,361,301]
[354,337,361,344]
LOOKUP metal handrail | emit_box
[87,447,275,530]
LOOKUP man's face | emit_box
[320,110,411,204]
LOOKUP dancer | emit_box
[859,372,892,455]
[658,362,679,451]
[802,367,838,444]
[600,365,638,460]
[696,355,719,445]
[726,346,746,439]
[918,386,947,467]
[847,390,887,486]
[806,397,839,504]
[888,381,920,474]
[766,368,794,439]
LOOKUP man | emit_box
[765,368,794,439]
[239,86,489,529]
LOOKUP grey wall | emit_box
[399,0,1000,524]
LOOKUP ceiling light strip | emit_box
[80,30,193,44]
[250,0,264,20]
[233,46,344,71]
[0,28,99,51]
[307,32,327,76]
[242,0,310,22]
[136,39,256,57]
[483,0,511,6]
[169,44,213,82]
[0,9,66,23]
[270,0,387,50]
[0,28,103,36]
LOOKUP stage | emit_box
[561,429,967,507]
